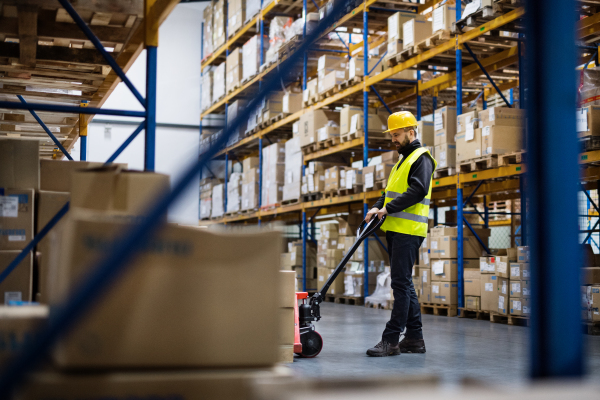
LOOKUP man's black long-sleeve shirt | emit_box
[372,140,434,214]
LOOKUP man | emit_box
[364,111,437,357]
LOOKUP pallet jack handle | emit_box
[310,215,387,307]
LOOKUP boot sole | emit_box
[400,347,426,354]
[366,350,400,357]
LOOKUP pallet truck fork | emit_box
[293,215,386,357]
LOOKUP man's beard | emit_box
[395,136,411,152]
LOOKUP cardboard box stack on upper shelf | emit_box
[212,0,226,49]
[283,137,303,202]
[211,183,225,218]
[226,99,247,146]
[226,48,243,94]
[432,3,458,34]
[241,157,260,211]
[428,225,491,307]
[201,70,213,112]
[402,16,432,50]
[298,109,339,150]
[433,106,457,169]
[456,110,481,164]
[200,178,223,219]
[478,107,525,157]
[281,240,317,289]
[363,151,399,192]
[226,172,243,214]
[318,56,348,95]
[262,142,285,207]
[212,62,225,104]
[228,0,245,38]
[386,11,420,58]
[242,34,269,82]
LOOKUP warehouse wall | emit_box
[71,2,208,225]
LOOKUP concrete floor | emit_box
[289,303,600,385]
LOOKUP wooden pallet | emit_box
[371,180,386,191]
[269,113,289,125]
[323,190,337,199]
[413,29,452,54]
[241,73,257,85]
[260,203,280,211]
[226,82,241,95]
[335,295,364,306]
[240,208,258,214]
[324,294,337,303]
[386,47,414,67]
[301,143,318,155]
[433,166,456,179]
[337,76,362,91]
[458,308,491,320]
[490,312,530,326]
[580,136,600,152]
[317,87,339,101]
[340,131,389,143]
[318,136,341,149]
[498,151,526,166]
[452,6,500,34]
[365,299,393,310]
[302,193,323,202]
[259,59,276,73]
[281,198,301,206]
[457,154,499,173]
[420,303,458,317]
[278,35,302,60]
[338,185,363,196]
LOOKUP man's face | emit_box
[390,128,413,151]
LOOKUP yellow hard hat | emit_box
[383,111,418,133]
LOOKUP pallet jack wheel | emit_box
[300,330,323,358]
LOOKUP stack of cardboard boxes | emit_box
[317,221,344,294]
[317,55,347,95]
[508,246,531,316]
[242,35,269,81]
[201,70,213,112]
[283,90,303,114]
[432,3,458,34]
[202,5,213,57]
[386,11,420,58]
[226,48,243,94]
[241,157,260,211]
[261,142,285,207]
[344,106,388,141]
[301,161,338,196]
[433,106,457,169]
[456,110,481,163]
[402,16,432,50]
[429,225,490,307]
[283,137,303,202]
[212,62,226,104]
[278,269,296,362]
[415,236,431,303]
[281,240,317,289]
[226,172,243,213]
[211,183,225,218]
[226,99,247,146]
[362,151,399,192]
[298,109,339,150]
[227,0,245,38]
[212,0,226,50]
[479,107,525,157]
[200,178,223,219]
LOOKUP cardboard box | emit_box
[279,307,295,345]
[0,305,48,365]
[576,105,600,138]
[299,109,339,147]
[480,274,498,311]
[429,235,488,259]
[510,262,530,280]
[498,293,509,315]
[348,113,387,136]
[510,298,527,316]
[0,251,33,303]
[429,226,491,238]
[456,111,478,134]
[420,281,431,303]
[434,144,456,169]
[40,160,106,192]
[402,18,432,49]
[317,267,334,294]
[50,213,282,368]
[362,166,376,191]
[340,105,364,135]
[388,11,420,41]
[279,270,296,308]
[481,125,523,156]
[464,268,481,296]
[70,167,170,215]
[18,367,290,400]
[588,286,600,321]
[417,121,434,147]
[432,4,457,33]
[510,279,523,298]
[456,128,482,163]
[522,280,531,298]
[381,151,400,164]
[465,295,480,310]
[0,139,39,190]
[283,93,303,114]
[582,267,600,285]
[0,189,34,251]
[431,282,457,305]
[517,246,530,262]
[434,106,457,145]
[349,57,382,79]
[431,259,457,282]
[318,70,346,94]
[479,107,525,128]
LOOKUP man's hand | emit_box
[377,207,389,220]
[365,207,379,223]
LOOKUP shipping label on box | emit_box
[0,189,34,251]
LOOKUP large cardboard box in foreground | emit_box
[0,251,33,303]
[40,160,105,192]
[0,305,48,365]
[49,213,282,368]
[0,139,39,190]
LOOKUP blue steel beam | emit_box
[416,70,421,120]
[145,45,157,171]
[0,2,348,393]
[105,122,145,164]
[457,188,464,310]
[371,86,392,114]
[17,96,73,161]
[463,43,511,108]
[0,101,145,117]
[525,0,583,378]
[462,180,484,208]
[302,211,308,291]
[368,51,388,75]
[57,0,145,108]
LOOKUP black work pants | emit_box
[382,231,424,345]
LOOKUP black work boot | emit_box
[366,340,400,357]
[399,337,426,353]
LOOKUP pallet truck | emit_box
[293,215,387,357]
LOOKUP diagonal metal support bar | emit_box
[581,185,600,215]
[58,0,146,108]
[309,206,323,222]
[105,122,145,164]
[463,216,491,254]
[373,233,388,254]
[466,199,486,221]
[464,43,511,108]
[369,51,387,75]
[371,86,392,114]
[17,95,73,160]
[462,180,484,208]
[583,218,600,244]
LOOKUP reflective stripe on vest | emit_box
[380,147,437,237]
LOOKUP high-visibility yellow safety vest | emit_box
[380,147,437,236]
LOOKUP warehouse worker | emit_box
[364,111,436,357]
